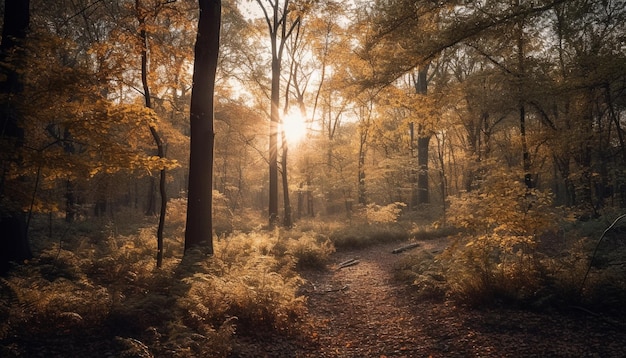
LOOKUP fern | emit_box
[1,218,320,356]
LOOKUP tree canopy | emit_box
[0,0,623,260]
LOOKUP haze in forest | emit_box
[1,0,625,357]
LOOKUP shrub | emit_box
[442,169,561,305]
[393,249,446,300]
[409,223,458,241]
[165,197,188,229]
[179,232,308,335]
[329,222,409,249]
[567,220,626,310]
[365,202,406,224]
[540,238,592,306]
[285,233,335,270]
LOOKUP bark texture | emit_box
[185,0,221,253]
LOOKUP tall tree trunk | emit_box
[518,99,532,190]
[516,8,533,189]
[269,54,280,227]
[357,160,366,205]
[280,27,304,228]
[0,0,29,187]
[434,133,447,224]
[0,0,29,95]
[259,0,300,228]
[415,66,430,204]
[409,122,418,209]
[306,170,314,216]
[137,0,167,267]
[417,133,431,204]
[0,0,31,275]
[185,0,220,253]
[357,126,367,205]
[280,127,292,227]
[65,179,76,223]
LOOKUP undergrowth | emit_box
[326,203,411,249]
[394,170,626,314]
[0,218,334,357]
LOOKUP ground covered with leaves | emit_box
[232,238,626,358]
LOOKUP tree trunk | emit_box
[0,0,31,275]
[409,122,418,209]
[269,51,280,227]
[417,133,431,204]
[281,128,292,227]
[358,132,367,205]
[185,0,220,253]
[261,0,300,228]
[145,175,157,216]
[137,0,167,267]
[415,66,430,204]
[520,103,533,188]
[61,127,77,222]
[0,0,29,95]
[306,172,314,216]
[516,13,533,189]
[297,182,303,219]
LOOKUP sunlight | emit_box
[282,109,308,145]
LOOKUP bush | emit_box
[393,249,446,300]
[441,169,561,305]
[329,222,409,249]
[364,202,406,224]
[285,233,335,270]
[181,232,308,335]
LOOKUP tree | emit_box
[542,0,626,209]
[413,65,431,204]
[135,0,170,267]
[0,0,32,274]
[184,0,221,253]
[254,0,302,227]
[290,0,348,217]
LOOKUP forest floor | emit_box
[230,237,626,358]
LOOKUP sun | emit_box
[282,109,308,145]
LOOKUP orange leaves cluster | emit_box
[442,165,562,302]
[448,165,558,238]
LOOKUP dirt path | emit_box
[297,239,447,357]
[231,238,626,357]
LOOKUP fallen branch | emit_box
[392,242,421,254]
[324,284,350,293]
[337,258,360,269]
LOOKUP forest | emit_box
[1,0,625,356]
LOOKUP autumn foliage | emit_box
[1,0,626,356]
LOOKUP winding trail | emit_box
[298,239,446,357]
[231,238,626,358]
